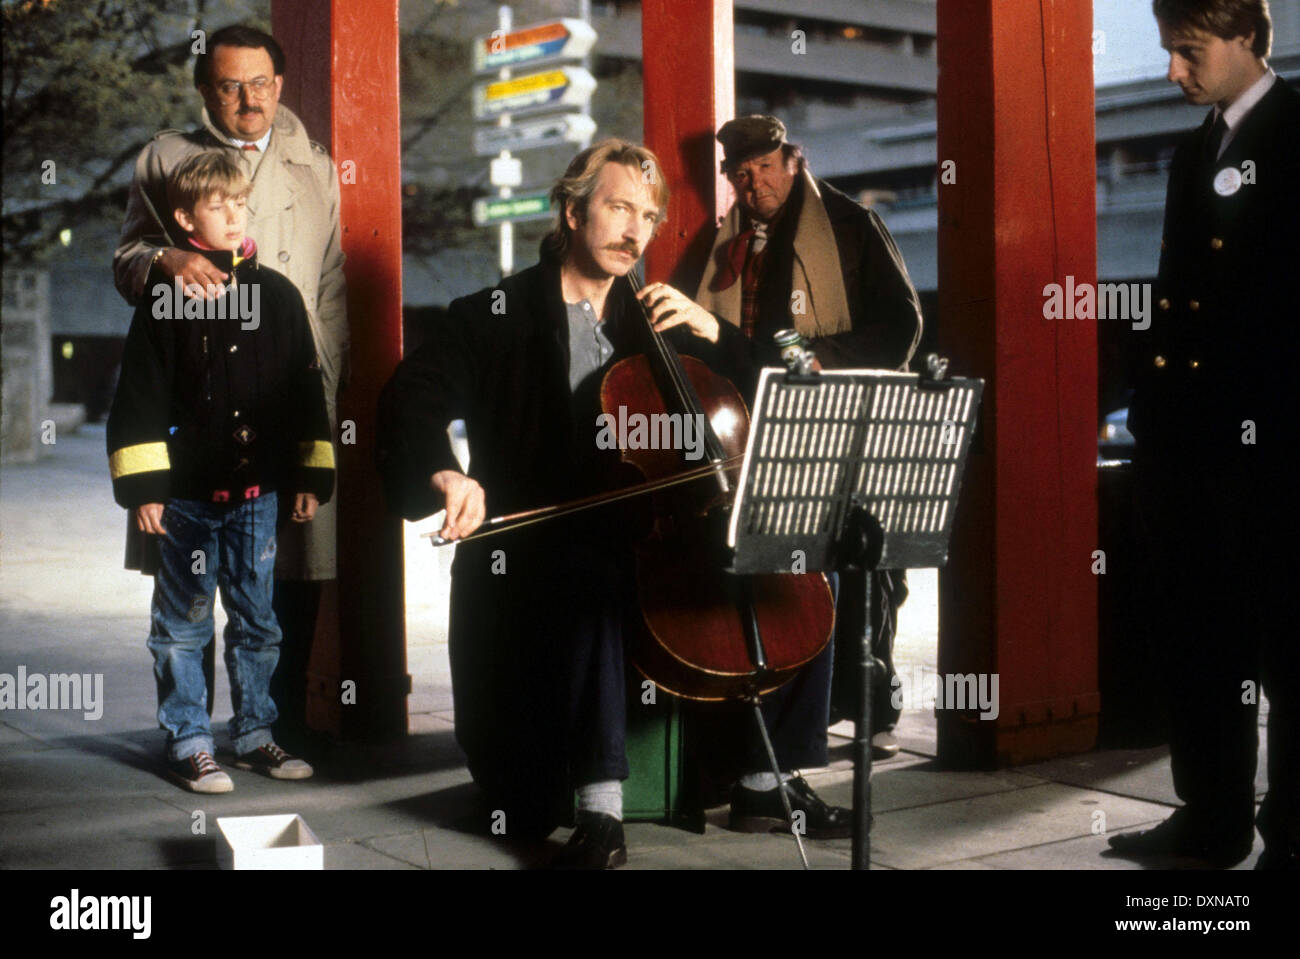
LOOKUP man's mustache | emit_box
[607,244,640,257]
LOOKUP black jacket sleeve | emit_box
[106,276,175,508]
[811,206,923,371]
[376,296,481,521]
[284,280,336,503]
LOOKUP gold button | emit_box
[1154,355,1167,368]
[1158,298,1171,311]
[1188,359,1200,370]
[1210,237,1224,250]
[1189,300,1200,311]
[233,410,240,418]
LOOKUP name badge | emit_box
[1214,166,1242,197]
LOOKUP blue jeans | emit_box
[147,495,280,761]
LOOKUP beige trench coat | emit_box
[113,104,347,580]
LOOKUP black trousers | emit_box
[269,579,322,749]
[199,579,320,748]
[1133,441,1298,851]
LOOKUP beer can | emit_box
[774,328,805,368]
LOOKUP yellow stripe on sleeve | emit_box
[109,442,170,480]
[298,440,336,469]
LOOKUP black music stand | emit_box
[725,356,983,870]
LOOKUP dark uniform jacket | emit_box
[1129,78,1300,460]
[107,242,335,516]
[376,250,743,820]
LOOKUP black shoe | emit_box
[551,811,627,870]
[1255,846,1300,871]
[729,775,856,840]
[1107,809,1253,867]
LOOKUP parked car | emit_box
[1098,407,1134,463]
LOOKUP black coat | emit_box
[1129,78,1300,462]
[107,244,334,558]
[685,174,924,383]
[376,252,743,814]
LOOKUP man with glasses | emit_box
[113,24,347,755]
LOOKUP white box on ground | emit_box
[217,814,323,870]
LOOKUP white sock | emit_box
[739,771,794,792]
[576,779,623,821]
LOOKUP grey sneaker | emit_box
[167,751,234,794]
[233,742,313,780]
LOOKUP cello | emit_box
[425,273,835,703]
[599,271,834,701]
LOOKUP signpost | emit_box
[472,6,598,277]
[472,191,553,227]
[473,113,598,157]
[472,18,596,72]
[472,67,597,122]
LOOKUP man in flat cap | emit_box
[691,114,925,761]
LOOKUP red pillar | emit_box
[640,0,734,283]
[935,0,1099,766]
[274,0,409,739]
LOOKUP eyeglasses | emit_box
[210,77,275,104]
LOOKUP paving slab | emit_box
[0,795,209,870]
[814,758,1049,814]
[618,821,854,870]
[836,782,1185,870]
[967,831,1262,871]
[324,841,421,870]
[1018,743,1268,805]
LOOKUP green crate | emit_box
[621,685,685,822]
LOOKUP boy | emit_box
[107,151,335,793]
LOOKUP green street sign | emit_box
[473,192,553,226]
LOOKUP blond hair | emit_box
[166,150,251,213]
[544,139,670,261]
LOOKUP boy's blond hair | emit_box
[166,151,251,213]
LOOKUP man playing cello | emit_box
[377,140,850,868]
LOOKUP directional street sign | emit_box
[473,19,597,73]
[472,66,596,121]
[473,112,598,157]
[472,191,553,227]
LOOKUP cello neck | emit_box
[625,272,730,472]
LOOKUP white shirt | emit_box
[228,129,273,152]
[1212,68,1277,159]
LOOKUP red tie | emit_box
[241,143,259,151]
[711,228,755,292]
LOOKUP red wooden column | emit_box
[640,0,734,283]
[274,0,409,739]
[935,0,1099,766]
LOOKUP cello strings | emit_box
[627,272,730,470]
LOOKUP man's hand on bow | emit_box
[431,470,486,541]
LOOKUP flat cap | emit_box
[717,115,788,169]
